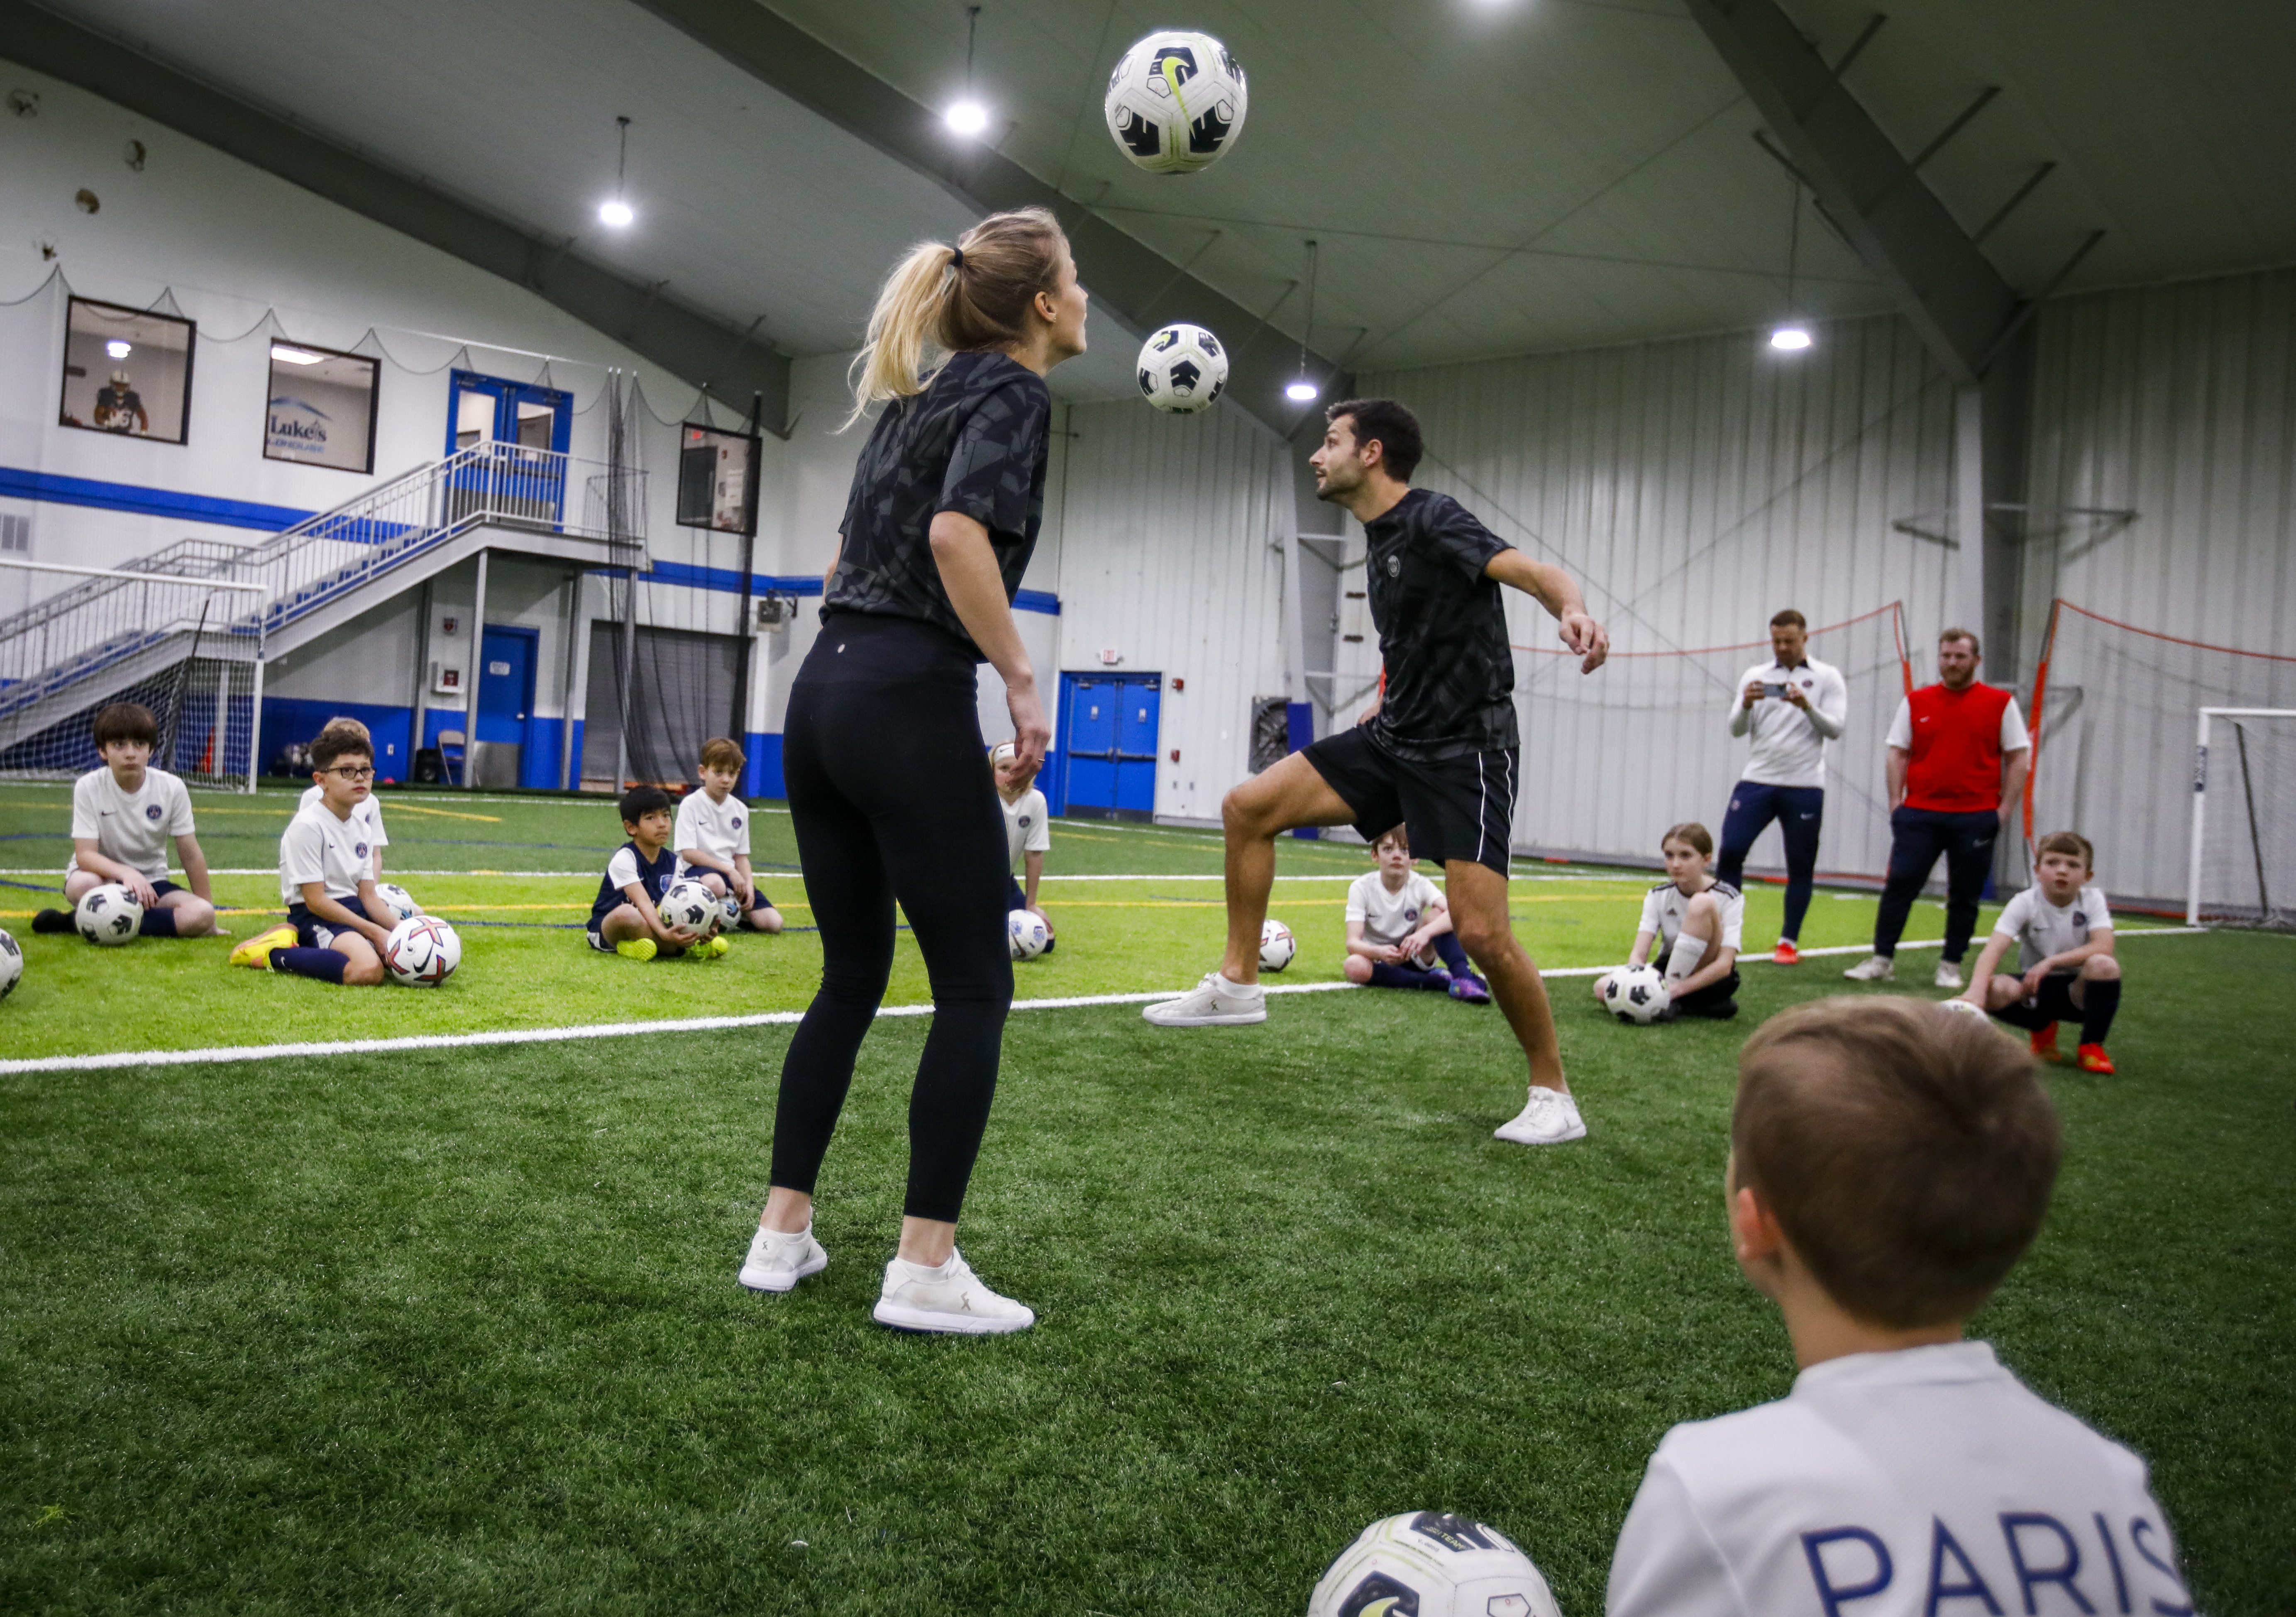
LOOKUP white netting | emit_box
[2192,712,2296,929]
[2025,600,2296,919]
[1512,603,1913,877]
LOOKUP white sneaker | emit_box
[872,1249,1035,1335]
[738,1224,828,1293]
[1141,971,1267,1027]
[1934,960,1965,990]
[1493,1086,1588,1146]
[1842,954,1896,982]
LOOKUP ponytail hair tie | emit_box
[950,247,966,270]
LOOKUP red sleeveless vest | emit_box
[1905,682,2012,812]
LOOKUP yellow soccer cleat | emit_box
[230,923,298,970]
[616,938,658,963]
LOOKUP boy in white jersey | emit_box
[33,702,222,939]
[229,729,393,985]
[1594,823,1743,1020]
[674,737,782,934]
[1606,997,2191,1617]
[1342,826,1488,1001]
[295,717,393,885]
[1958,830,2120,1074]
[991,740,1055,952]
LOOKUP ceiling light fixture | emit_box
[270,344,324,365]
[104,338,132,360]
[946,7,988,137]
[599,116,634,228]
[1769,169,1812,356]
[1287,239,1321,404]
[1769,326,1812,351]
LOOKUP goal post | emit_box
[2188,708,2296,928]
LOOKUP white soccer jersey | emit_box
[1727,658,1849,788]
[1003,788,1051,871]
[1993,883,2112,976]
[298,784,388,865]
[1607,1341,2191,1617]
[1637,879,1744,956]
[674,789,752,878]
[1886,694,2030,753]
[1347,870,1445,950]
[68,766,195,880]
[279,799,377,905]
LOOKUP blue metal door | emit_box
[1060,672,1158,819]
[476,627,535,748]
[1114,677,1160,813]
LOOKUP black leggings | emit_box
[769,616,1014,1223]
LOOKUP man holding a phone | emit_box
[1718,609,1849,965]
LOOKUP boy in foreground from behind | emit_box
[1959,830,2120,1073]
[1606,997,2191,1617]
[34,701,222,938]
[674,737,782,934]
[594,784,709,961]
[231,729,392,984]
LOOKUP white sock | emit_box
[759,1222,811,1244]
[1214,971,1255,995]
[1665,935,1708,987]
[892,1253,957,1282]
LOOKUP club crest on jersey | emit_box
[1385,556,1401,577]
[732,816,743,832]
[2073,910,2087,927]
[354,842,369,858]
[1019,815,1032,827]
[146,804,164,820]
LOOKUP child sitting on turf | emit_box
[297,716,393,886]
[33,701,223,938]
[992,739,1055,953]
[230,729,393,983]
[1595,822,1742,1020]
[1343,827,1490,1002]
[593,784,714,961]
[1957,830,2120,1073]
[1606,996,2191,1617]
[674,737,782,934]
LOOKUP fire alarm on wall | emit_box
[441,616,459,636]
[1172,676,1185,692]
[1097,648,1121,666]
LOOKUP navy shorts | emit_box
[1300,727,1517,876]
[287,895,374,949]
[1988,973,2083,1030]
[147,878,184,902]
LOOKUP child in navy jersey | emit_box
[590,785,707,961]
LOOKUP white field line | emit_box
[0,930,2210,1077]
[1,869,1655,883]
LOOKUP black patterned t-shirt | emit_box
[1362,488,1519,762]
[826,349,1052,654]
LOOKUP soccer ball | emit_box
[1137,323,1229,414]
[374,882,421,922]
[719,892,743,932]
[658,879,718,934]
[1009,908,1050,961]
[1308,1512,1562,1617]
[1259,917,1296,972]
[1937,997,1993,1024]
[0,927,21,1000]
[1103,30,1248,176]
[383,916,461,987]
[1600,963,1671,1024]
[75,883,143,945]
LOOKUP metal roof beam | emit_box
[1686,0,2020,383]
[5,0,792,429]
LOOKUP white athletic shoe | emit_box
[1842,954,1896,982]
[872,1249,1035,1335]
[1141,972,1267,1027]
[1934,960,1965,991]
[1493,1086,1588,1146]
[738,1224,828,1293]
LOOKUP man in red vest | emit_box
[1844,629,2030,989]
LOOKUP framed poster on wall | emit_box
[264,340,381,473]
[676,425,761,535]
[58,297,196,444]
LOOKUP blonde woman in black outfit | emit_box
[738,207,1084,1334]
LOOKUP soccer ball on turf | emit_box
[1259,917,1296,972]
[1309,1511,1562,1617]
[0,927,21,1000]
[75,883,143,945]
[374,882,421,922]
[1009,909,1050,961]
[1103,30,1248,176]
[383,916,460,987]
[1137,323,1229,414]
[719,892,743,932]
[658,879,718,934]
[1600,963,1670,1024]
[1937,997,1993,1024]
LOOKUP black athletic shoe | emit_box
[30,908,71,934]
[1679,998,1741,1021]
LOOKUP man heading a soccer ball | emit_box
[1145,399,1612,1146]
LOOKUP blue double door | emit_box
[1060,672,1160,820]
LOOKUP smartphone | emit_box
[1762,682,1790,698]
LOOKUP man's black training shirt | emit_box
[1362,487,1519,762]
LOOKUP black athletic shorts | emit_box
[286,895,373,949]
[1300,727,1517,876]
[1988,973,2082,1030]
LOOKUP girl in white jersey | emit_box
[1957,830,2120,1073]
[1595,822,1743,1021]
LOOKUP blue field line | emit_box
[0,876,65,893]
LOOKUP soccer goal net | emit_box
[2025,599,2296,922]
[0,558,265,790]
[1509,602,1913,878]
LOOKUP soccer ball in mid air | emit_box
[1137,323,1229,414]
[1308,1512,1562,1617]
[1600,963,1671,1024]
[1259,918,1296,972]
[0,927,21,1000]
[1103,30,1248,175]
[383,916,461,987]
[76,883,143,945]
[657,879,719,934]
[1009,909,1050,961]
[374,882,421,922]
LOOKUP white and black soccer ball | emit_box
[1309,1512,1562,1617]
[658,879,718,934]
[383,915,461,987]
[75,883,143,946]
[1600,963,1671,1025]
[1103,29,1248,176]
[1137,322,1229,414]
[1259,917,1296,972]
[1008,908,1050,962]
[0,926,22,1000]
[374,882,421,922]
[719,892,743,932]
